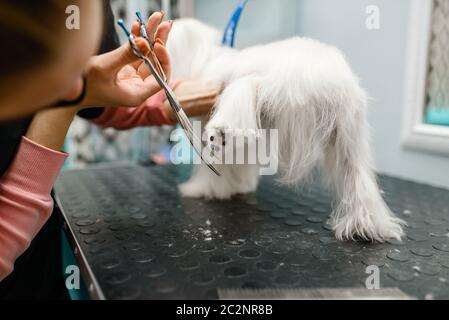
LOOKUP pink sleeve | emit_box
[92,81,182,130]
[0,137,67,281]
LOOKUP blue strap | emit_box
[222,0,249,48]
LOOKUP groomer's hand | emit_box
[81,11,172,109]
[131,11,173,80]
[163,81,223,121]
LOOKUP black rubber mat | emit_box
[54,165,449,299]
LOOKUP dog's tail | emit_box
[262,74,404,240]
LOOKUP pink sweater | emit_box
[91,87,176,129]
[0,90,176,281]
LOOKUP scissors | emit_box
[117,17,220,177]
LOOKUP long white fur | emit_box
[168,19,405,242]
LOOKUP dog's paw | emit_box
[179,181,209,199]
[332,207,406,242]
[179,181,235,200]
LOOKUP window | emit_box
[425,0,449,127]
[403,0,449,156]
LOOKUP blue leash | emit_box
[222,0,249,48]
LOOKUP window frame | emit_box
[402,0,449,156]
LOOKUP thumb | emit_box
[101,38,150,73]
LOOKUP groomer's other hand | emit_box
[81,11,172,109]
[163,81,223,122]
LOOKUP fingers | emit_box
[137,35,172,81]
[176,97,218,119]
[152,40,171,80]
[131,12,172,79]
[136,45,161,79]
[133,11,169,45]
[131,20,140,37]
[174,81,223,97]
[163,95,218,122]
[97,37,150,74]
[128,21,144,70]
[131,12,168,52]
[162,81,222,121]
[145,11,165,43]
[134,38,151,57]
[154,20,173,46]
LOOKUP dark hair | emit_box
[0,1,118,77]
[0,1,74,77]
[99,0,120,54]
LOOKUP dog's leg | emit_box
[179,77,261,199]
[179,164,260,199]
[323,92,405,242]
[205,76,260,147]
[179,164,223,199]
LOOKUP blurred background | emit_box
[66,0,449,189]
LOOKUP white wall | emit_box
[193,0,299,47]
[193,0,449,188]
[295,0,449,189]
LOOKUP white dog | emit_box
[167,19,405,242]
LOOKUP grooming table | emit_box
[54,164,449,300]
